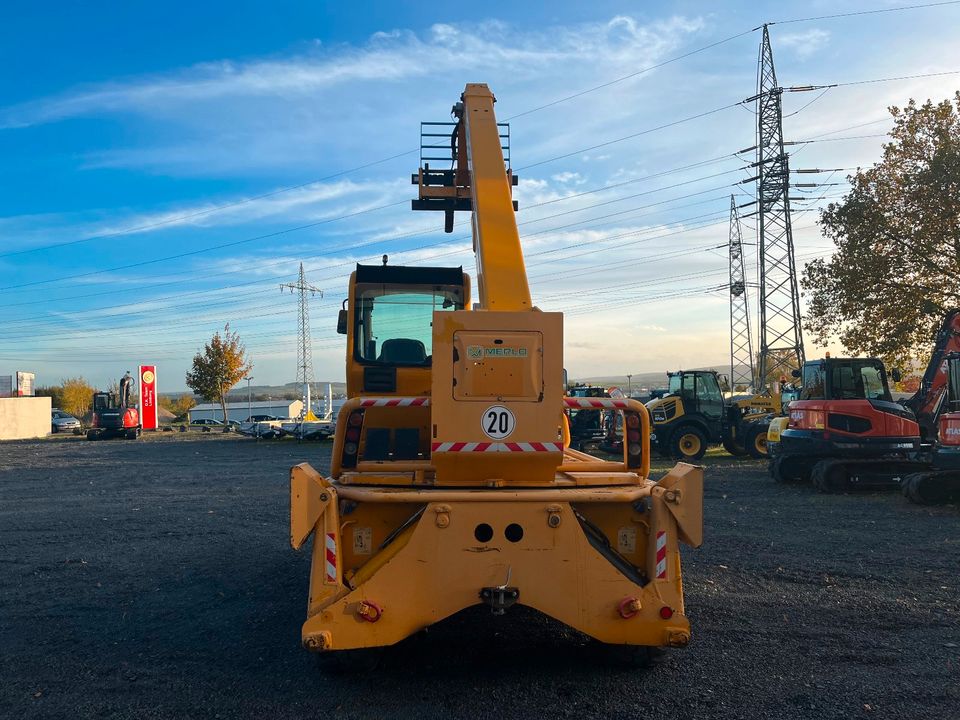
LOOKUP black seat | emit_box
[379,338,427,364]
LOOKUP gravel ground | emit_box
[1,434,958,720]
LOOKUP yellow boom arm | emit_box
[415,83,531,311]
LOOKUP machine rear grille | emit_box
[363,366,397,393]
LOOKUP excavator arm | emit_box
[904,309,960,441]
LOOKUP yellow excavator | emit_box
[289,84,703,669]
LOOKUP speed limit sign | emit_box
[481,405,516,440]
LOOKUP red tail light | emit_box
[341,411,364,468]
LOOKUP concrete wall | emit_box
[0,396,52,440]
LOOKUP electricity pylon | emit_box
[728,195,755,392]
[755,24,804,387]
[280,263,323,420]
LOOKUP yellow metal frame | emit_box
[291,461,702,651]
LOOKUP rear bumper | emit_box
[291,463,703,652]
[779,429,919,457]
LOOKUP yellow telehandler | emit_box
[289,83,703,669]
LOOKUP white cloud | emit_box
[778,29,830,60]
[0,15,704,130]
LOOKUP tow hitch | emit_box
[480,586,519,615]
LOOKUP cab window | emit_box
[355,284,463,365]
[858,363,889,401]
[800,363,826,400]
[698,373,723,404]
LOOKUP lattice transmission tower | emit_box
[754,24,804,386]
[728,195,755,391]
[280,262,323,418]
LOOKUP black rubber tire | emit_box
[722,437,748,457]
[812,460,847,494]
[86,429,98,441]
[669,425,708,461]
[314,648,383,674]
[902,472,954,505]
[746,426,769,460]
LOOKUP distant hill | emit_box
[160,380,347,401]
[573,364,750,393]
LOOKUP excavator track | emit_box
[810,458,921,494]
[902,471,960,505]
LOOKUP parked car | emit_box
[246,414,279,422]
[189,418,223,426]
[51,409,81,433]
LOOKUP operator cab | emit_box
[797,358,895,402]
[340,263,469,397]
[660,371,724,421]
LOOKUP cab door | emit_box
[694,372,724,441]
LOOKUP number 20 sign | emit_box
[481,405,516,440]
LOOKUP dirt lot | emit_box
[0,434,958,720]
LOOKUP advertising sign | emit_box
[0,375,12,398]
[16,371,35,396]
[139,365,158,430]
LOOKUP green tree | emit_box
[159,393,197,419]
[60,377,95,420]
[802,92,960,367]
[185,325,252,423]
[35,385,64,409]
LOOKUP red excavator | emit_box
[902,350,960,504]
[770,356,919,491]
[770,310,960,494]
[87,372,141,441]
[902,309,960,441]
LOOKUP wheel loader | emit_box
[289,84,703,668]
[645,369,791,461]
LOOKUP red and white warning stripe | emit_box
[563,397,631,409]
[324,532,337,583]
[655,530,667,579]
[431,441,563,453]
[360,397,430,407]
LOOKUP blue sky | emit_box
[2,1,959,392]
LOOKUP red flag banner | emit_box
[139,365,158,430]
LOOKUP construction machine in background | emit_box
[565,385,612,453]
[87,374,141,440]
[769,356,918,491]
[645,369,791,461]
[767,310,960,498]
[902,352,960,504]
[901,309,960,441]
[289,84,703,670]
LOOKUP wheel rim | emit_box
[679,433,701,456]
[754,434,767,455]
